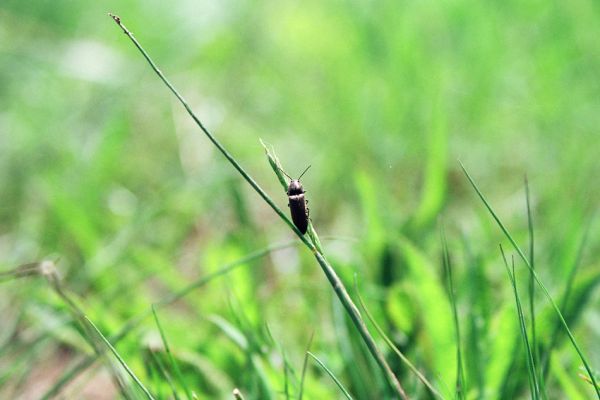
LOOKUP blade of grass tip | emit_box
[152,306,191,400]
[41,241,298,400]
[499,246,539,400]
[525,176,545,397]
[542,214,594,379]
[84,316,156,400]
[307,352,353,400]
[233,388,245,399]
[108,13,302,240]
[298,332,315,400]
[353,274,443,399]
[109,14,407,399]
[459,161,600,397]
[259,139,288,191]
[440,221,466,400]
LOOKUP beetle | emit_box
[281,165,311,234]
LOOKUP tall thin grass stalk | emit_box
[440,222,466,399]
[460,162,600,398]
[298,332,314,400]
[524,177,545,397]
[84,316,156,399]
[109,13,407,399]
[500,246,540,399]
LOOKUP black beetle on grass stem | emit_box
[281,165,311,234]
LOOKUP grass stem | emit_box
[109,13,407,399]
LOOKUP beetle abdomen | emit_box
[288,194,308,234]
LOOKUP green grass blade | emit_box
[500,246,539,399]
[298,332,314,400]
[83,316,155,400]
[152,306,192,400]
[147,347,180,400]
[542,216,594,379]
[353,275,443,399]
[440,222,466,399]
[524,177,545,398]
[41,241,297,399]
[307,352,353,400]
[460,161,600,398]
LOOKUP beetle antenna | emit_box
[278,167,293,181]
[297,165,311,180]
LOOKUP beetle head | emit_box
[281,165,310,195]
[287,179,304,195]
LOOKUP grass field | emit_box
[1,1,599,399]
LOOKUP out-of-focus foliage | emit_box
[1,0,599,398]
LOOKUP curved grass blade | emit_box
[307,352,353,400]
[83,316,155,400]
[440,222,466,399]
[460,161,599,398]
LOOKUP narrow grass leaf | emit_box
[298,332,314,400]
[147,348,180,400]
[524,177,545,397]
[500,246,539,399]
[152,306,192,400]
[83,316,155,400]
[460,161,600,397]
[440,222,466,399]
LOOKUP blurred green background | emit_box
[1,0,599,399]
